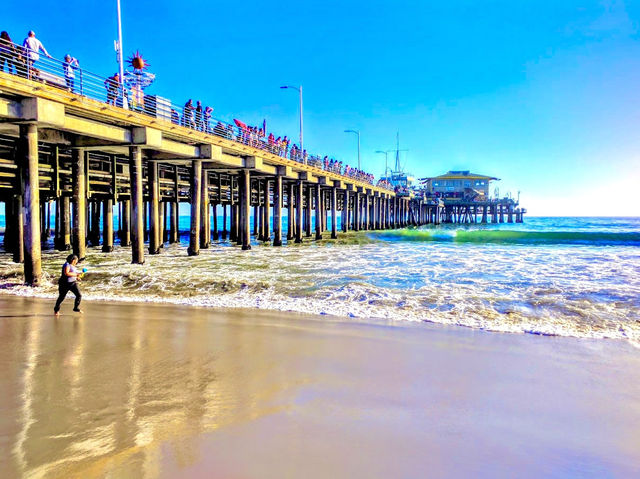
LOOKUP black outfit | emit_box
[54,264,82,313]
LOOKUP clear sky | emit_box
[3,0,640,215]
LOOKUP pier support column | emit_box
[222,204,228,240]
[315,186,323,240]
[353,193,360,231]
[88,200,99,246]
[295,180,303,243]
[273,175,283,246]
[200,170,210,249]
[331,186,338,239]
[169,200,178,244]
[241,169,251,250]
[121,200,131,246]
[263,180,271,243]
[188,160,202,256]
[287,183,295,241]
[12,196,24,263]
[129,146,145,264]
[102,198,114,252]
[162,201,168,244]
[363,194,369,230]
[72,148,87,261]
[149,162,160,254]
[58,196,71,250]
[305,185,312,238]
[20,124,42,285]
[254,202,260,238]
[342,190,349,233]
[212,203,218,240]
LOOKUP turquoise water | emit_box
[1,216,639,343]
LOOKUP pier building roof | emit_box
[421,171,499,182]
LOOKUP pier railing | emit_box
[0,41,379,187]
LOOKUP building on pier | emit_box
[421,171,498,200]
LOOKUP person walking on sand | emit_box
[53,254,83,315]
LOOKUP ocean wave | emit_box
[372,229,640,246]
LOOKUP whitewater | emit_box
[1,217,639,344]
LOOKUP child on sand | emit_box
[53,254,83,315]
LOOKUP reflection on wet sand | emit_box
[1,298,296,478]
[2,295,640,478]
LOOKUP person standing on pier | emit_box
[104,72,120,105]
[53,254,83,316]
[22,31,51,79]
[63,54,80,92]
[195,100,203,131]
[183,99,195,128]
[0,31,19,74]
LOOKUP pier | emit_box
[0,63,425,286]
[0,49,525,286]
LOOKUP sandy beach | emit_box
[0,294,639,478]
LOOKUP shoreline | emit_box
[0,281,637,346]
[1,294,640,478]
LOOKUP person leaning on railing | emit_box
[22,30,51,80]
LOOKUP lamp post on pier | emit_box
[280,85,303,152]
[344,129,361,170]
[376,150,393,180]
[115,0,126,105]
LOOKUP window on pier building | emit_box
[464,181,471,187]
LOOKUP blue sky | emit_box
[3,0,640,215]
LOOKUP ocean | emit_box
[0,216,639,344]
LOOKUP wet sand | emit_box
[1,295,639,478]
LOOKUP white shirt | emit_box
[23,36,48,61]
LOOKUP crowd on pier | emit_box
[1,29,384,187]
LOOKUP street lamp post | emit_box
[280,85,303,153]
[375,150,392,179]
[344,129,361,170]
[116,0,126,105]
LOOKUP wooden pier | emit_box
[0,70,526,286]
[0,71,423,285]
